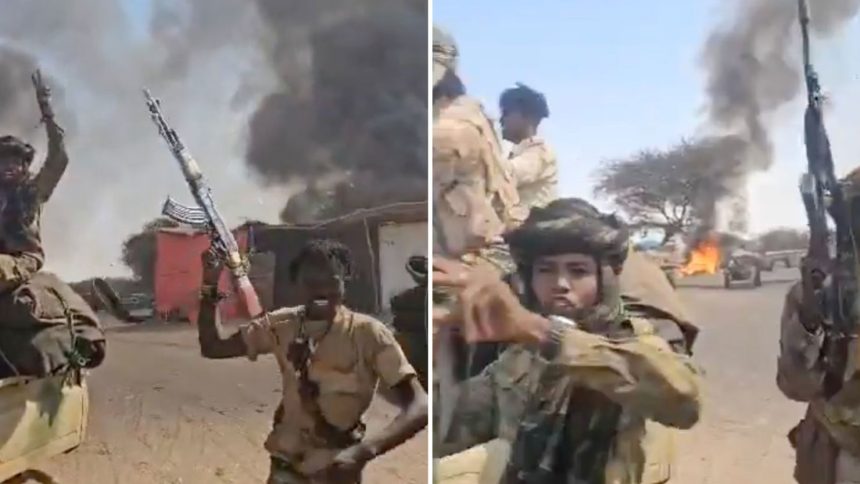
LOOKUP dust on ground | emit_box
[34,317,427,484]
[673,268,802,483]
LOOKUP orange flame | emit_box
[681,239,721,275]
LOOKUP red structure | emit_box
[154,226,251,324]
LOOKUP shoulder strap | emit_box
[291,312,365,448]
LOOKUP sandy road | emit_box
[672,268,805,483]
[34,320,427,484]
[25,267,809,483]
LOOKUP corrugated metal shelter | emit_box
[254,201,427,314]
[153,224,274,324]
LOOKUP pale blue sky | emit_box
[434,1,860,234]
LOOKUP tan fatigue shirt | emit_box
[439,318,702,484]
[433,95,525,258]
[507,136,558,211]
[240,305,416,476]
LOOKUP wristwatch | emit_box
[539,315,577,361]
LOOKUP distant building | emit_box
[152,202,427,323]
[153,223,274,324]
[254,201,427,315]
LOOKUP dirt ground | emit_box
[33,318,427,484]
[28,267,805,483]
[672,268,804,483]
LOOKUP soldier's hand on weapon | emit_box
[798,258,827,333]
[201,243,226,286]
[433,257,549,344]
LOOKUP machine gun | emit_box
[797,0,858,398]
[143,90,263,319]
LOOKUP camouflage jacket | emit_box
[776,281,860,484]
[0,128,68,292]
[439,316,702,484]
[433,95,525,259]
[506,136,558,212]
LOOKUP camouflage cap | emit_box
[433,26,458,86]
[505,197,630,267]
[0,135,35,164]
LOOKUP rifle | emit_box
[143,89,264,319]
[797,0,858,398]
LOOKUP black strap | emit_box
[289,312,366,448]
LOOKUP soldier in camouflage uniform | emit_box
[0,72,67,292]
[0,71,105,377]
[197,238,428,484]
[499,83,558,211]
[434,198,702,484]
[776,168,860,484]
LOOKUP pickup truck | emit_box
[722,250,764,288]
[761,249,804,271]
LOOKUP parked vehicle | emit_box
[723,251,763,288]
[761,249,804,271]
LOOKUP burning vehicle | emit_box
[681,236,721,277]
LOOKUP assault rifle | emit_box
[797,0,858,398]
[143,89,263,319]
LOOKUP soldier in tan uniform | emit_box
[196,238,428,484]
[432,26,524,269]
[499,83,558,211]
[432,25,526,390]
[434,198,702,484]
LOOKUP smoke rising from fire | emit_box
[693,0,859,234]
[0,0,425,279]
[245,0,428,223]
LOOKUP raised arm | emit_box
[196,247,250,359]
[30,71,68,204]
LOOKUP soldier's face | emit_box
[296,258,345,319]
[530,253,599,318]
[0,155,25,185]
[500,109,528,142]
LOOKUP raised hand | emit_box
[31,70,56,122]
[200,242,226,286]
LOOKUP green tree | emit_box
[593,137,745,244]
[121,217,180,290]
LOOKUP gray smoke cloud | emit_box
[245,0,428,223]
[693,0,860,234]
[0,0,424,279]
[0,0,285,281]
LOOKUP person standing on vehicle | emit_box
[0,71,104,377]
[196,238,428,484]
[434,198,702,484]
[499,83,558,212]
